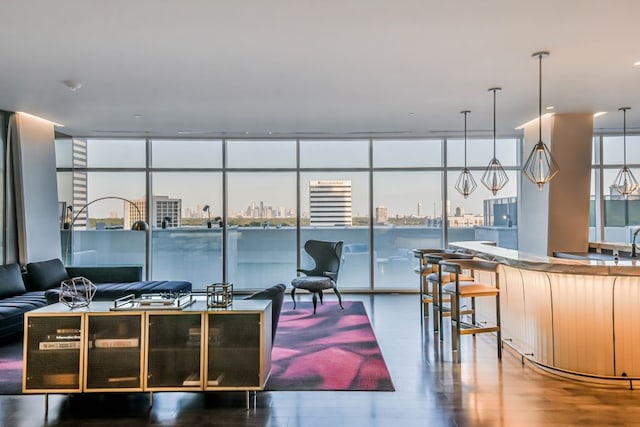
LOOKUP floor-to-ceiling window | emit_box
[150,139,223,288]
[372,139,443,289]
[226,140,297,290]
[56,136,521,291]
[595,134,640,243]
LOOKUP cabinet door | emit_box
[23,314,83,392]
[206,313,261,389]
[85,313,143,391]
[146,312,203,389]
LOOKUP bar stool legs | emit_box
[440,259,501,364]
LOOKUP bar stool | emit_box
[412,248,449,319]
[424,252,474,337]
[440,259,501,364]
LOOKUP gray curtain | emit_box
[2,112,19,264]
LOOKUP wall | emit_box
[12,113,61,263]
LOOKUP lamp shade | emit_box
[522,140,560,190]
[455,168,478,199]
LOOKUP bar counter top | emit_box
[449,241,640,276]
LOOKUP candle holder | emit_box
[206,283,233,308]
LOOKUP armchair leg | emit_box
[312,292,318,314]
[334,287,344,309]
[291,287,297,309]
[318,290,324,305]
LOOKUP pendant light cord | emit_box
[463,110,468,167]
[623,107,627,166]
[538,54,542,142]
[492,89,497,157]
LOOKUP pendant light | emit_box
[612,107,639,197]
[455,110,477,198]
[481,87,509,195]
[522,51,560,189]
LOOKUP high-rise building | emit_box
[71,139,88,229]
[126,196,182,229]
[309,180,352,227]
[376,206,388,224]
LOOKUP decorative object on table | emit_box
[481,87,509,195]
[207,283,233,308]
[59,276,96,308]
[454,109,477,198]
[110,292,194,311]
[64,196,149,265]
[523,51,560,189]
[291,240,344,315]
[612,107,638,197]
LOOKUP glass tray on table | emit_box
[110,292,195,311]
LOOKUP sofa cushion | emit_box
[0,263,26,298]
[26,258,70,291]
[0,291,48,340]
[44,280,192,304]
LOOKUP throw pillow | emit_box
[26,258,70,291]
[0,263,27,297]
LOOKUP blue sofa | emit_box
[0,258,192,341]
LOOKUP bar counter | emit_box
[449,241,640,387]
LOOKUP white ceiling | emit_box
[1,0,640,138]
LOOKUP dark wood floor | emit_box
[3,294,640,426]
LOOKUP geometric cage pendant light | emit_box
[612,107,639,198]
[522,51,560,189]
[455,110,477,198]
[481,87,509,195]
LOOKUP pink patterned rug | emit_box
[265,301,395,391]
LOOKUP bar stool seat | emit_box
[443,282,499,297]
[440,259,501,364]
[425,271,474,285]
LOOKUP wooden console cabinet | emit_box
[23,299,272,404]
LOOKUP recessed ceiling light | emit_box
[634,61,640,66]
[546,106,554,110]
[63,80,82,91]
[408,112,416,115]
[133,114,142,119]
[593,112,608,118]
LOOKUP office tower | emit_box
[309,180,352,227]
[71,139,88,229]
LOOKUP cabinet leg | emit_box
[245,391,249,410]
[149,391,154,408]
[44,393,48,417]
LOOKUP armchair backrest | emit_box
[304,240,344,281]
